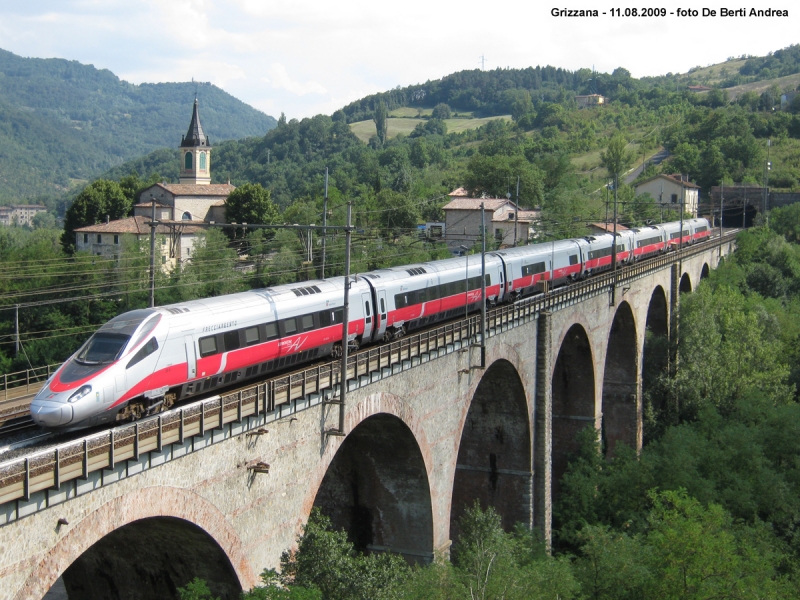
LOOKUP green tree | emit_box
[769,203,800,242]
[61,179,131,252]
[177,577,220,600]
[225,183,279,226]
[183,228,245,297]
[279,508,409,600]
[373,101,388,146]
[431,103,452,120]
[465,154,544,206]
[600,133,633,185]
[672,283,793,417]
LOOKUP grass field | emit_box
[686,58,749,84]
[349,115,511,143]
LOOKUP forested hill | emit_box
[340,44,800,122]
[339,66,591,122]
[0,48,276,204]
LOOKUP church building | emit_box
[75,99,234,268]
[133,98,236,222]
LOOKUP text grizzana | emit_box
[551,8,599,16]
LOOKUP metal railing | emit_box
[0,231,736,509]
[0,364,59,408]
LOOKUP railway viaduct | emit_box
[0,237,734,599]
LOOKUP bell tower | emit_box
[179,99,212,185]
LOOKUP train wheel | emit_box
[331,343,343,359]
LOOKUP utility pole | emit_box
[480,202,487,368]
[719,180,724,260]
[337,202,354,435]
[149,197,157,308]
[611,174,618,305]
[322,168,328,279]
[514,176,520,246]
[14,304,19,357]
[763,139,771,224]
[742,185,747,229]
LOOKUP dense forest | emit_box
[0,48,276,204]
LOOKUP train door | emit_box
[361,292,374,341]
[375,290,388,340]
[185,335,197,380]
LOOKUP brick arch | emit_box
[19,486,255,600]
[298,393,437,561]
[601,301,640,455]
[680,272,692,294]
[450,356,532,542]
[300,392,436,515]
[552,322,596,497]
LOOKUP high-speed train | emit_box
[30,218,710,431]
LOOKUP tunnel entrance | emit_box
[313,413,433,563]
[450,359,532,543]
[601,302,639,456]
[57,517,240,600]
[552,324,595,498]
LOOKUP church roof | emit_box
[75,216,204,235]
[145,183,236,197]
[180,99,210,148]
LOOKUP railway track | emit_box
[0,228,738,452]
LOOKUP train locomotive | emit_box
[30,218,709,431]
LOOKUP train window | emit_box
[380,298,386,313]
[224,330,241,352]
[245,327,260,346]
[129,315,161,350]
[364,302,371,316]
[199,336,218,357]
[485,274,491,286]
[522,262,546,276]
[265,322,278,340]
[283,318,298,335]
[127,337,159,369]
[569,255,578,266]
[319,310,331,327]
[332,308,344,324]
[395,294,407,308]
[301,314,314,331]
[76,333,129,365]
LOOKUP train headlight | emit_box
[68,385,92,403]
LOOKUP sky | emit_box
[0,0,798,120]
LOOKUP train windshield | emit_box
[75,333,130,365]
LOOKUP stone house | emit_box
[634,174,699,217]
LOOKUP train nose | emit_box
[30,400,74,427]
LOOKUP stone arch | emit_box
[700,263,710,280]
[312,412,434,563]
[645,286,669,338]
[22,487,253,600]
[450,359,532,542]
[680,272,692,294]
[552,323,595,497]
[601,302,639,455]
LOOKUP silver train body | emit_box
[31,218,710,431]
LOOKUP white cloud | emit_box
[263,63,327,96]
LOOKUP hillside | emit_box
[0,48,276,204]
